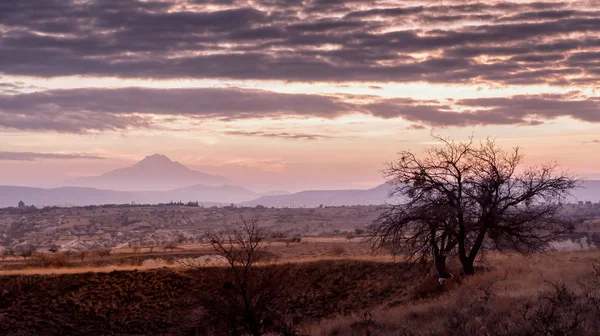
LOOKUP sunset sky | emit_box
[1,0,600,191]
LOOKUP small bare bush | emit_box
[97,248,112,258]
[35,253,68,268]
[18,245,37,260]
[198,217,297,336]
[163,242,178,252]
[77,250,89,261]
[1,247,15,260]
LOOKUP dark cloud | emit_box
[0,88,351,132]
[0,152,105,161]
[0,0,599,85]
[0,87,598,132]
[359,94,600,127]
[224,130,333,140]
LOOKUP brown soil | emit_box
[0,260,419,335]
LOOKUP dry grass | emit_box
[307,249,600,335]
[0,264,180,275]
[0,254,399,275]
[2,241,599,335]
[0,239,372,274]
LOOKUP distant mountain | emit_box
[3,180,600,209]
[243,184,395,207]
[243,181,600,208]
[573,180,600,202]
[69,154,228,191]
[0,184,261,208]
[0,186,140,208]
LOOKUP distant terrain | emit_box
[0,184,261,207]
[0,205,382,250]
[3,180,600,208]
[1,203,599,253]
[3,155,600,208]
[69,154,229,191]
[243,183,395,207]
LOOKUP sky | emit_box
[1,0,600,192]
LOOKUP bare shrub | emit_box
[35,253,68,268]
[283,237,302,247]
[97,248,112,258]
[36,253,54,268]
[77,250,89,261]
[1,247,15,261]
[198,217,297,335]
[18,244,37,260]
[163,242,178,252]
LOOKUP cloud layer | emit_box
[1,88,598,132]
[1,0,600,85]
[0,152,105,161]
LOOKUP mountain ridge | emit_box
[69,154,229,191]
[3,181,600,209]
[0,184,261,207]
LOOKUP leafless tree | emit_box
[97,248,111,258]
[19,244,37,260]
[199,217,296,336]
[163,242,178,252]
[1,247,15,261]
[64,249,72,260]
[77,250,89,261]
[369,136,577,276]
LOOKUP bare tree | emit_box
[19,244,37,260]
[77,250,89,261]
[199,217,295,336]
[97,248,112,258]
[369,136,576,276]
[163,242,178,252]
[370,201,458,278]
[1,247,15,261]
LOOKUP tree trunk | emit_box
[434,255,452,278]
[461,258,475,275]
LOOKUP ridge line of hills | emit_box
[2,154,600,208]
[3,181,600,208]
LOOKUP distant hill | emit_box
[69,154,228,191]
[243,184,396,207]
[574,180,600,203]
[243,180,600,208]
[0,184,264,208]
[0,186,140,208]
[3,180,599,209]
